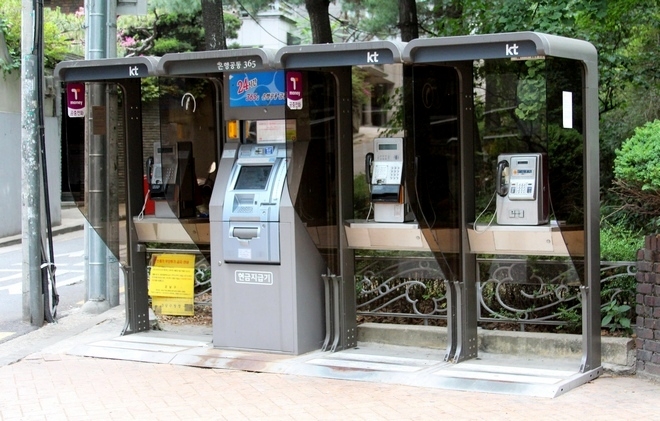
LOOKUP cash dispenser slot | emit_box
[371,184,402,203]
[231,226,260,240]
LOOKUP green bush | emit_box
[600,221,643,262]
[614,119,660,191]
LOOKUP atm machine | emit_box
[209,71,327,354]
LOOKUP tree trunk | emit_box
[201,0,227,50]
[398,0,419,42]
[305,0,333,44]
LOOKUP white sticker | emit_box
[235,270,273,285]
[238,248,252,259]
[562,91,573,129]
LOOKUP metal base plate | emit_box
[69,330,602,398]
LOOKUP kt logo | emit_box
[505,43,519,56]
[366,51,379,63]
[128,66,139,77]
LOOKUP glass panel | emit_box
[155,77,219,222]
[471,56,587,329]
[62,81,128,263]
[285,71,339,274]
[408,65,461,281]
[352,64,450,326]
[60,76,219,309]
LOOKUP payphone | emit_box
[365,137,407,222]
[495,153,549,225]
[147,141,197,218]
[147,142,177,200]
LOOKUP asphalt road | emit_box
[0,230,88,344]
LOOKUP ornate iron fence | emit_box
[355,256,448,321]
[194,260,212,306]
[160,250,636,330]
[355,255,636,330]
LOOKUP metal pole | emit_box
[21,0,44,325]
[82,0,110,314]
[106,0,120,308]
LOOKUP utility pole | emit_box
[21,0,44,325]
[82,0,110,314]
[106,0,120,308]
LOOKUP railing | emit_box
[194,261,212,306]
[356,256,448,321]
[186,254,636,331]
[355,255,636,331]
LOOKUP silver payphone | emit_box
[366,137,406,222]
[147,141,177,200]
[222,143,287,264]
[496,153,549,225]
[146,141,197,218]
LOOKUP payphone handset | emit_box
[365,137,406,223]
[147,142,178,198]
[495,153,549,225]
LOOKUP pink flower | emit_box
[121,36,136,47]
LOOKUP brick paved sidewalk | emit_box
[1,352,659,421]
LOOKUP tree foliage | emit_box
[610,120,660,227]
[120,2,241,56]
[0,0,80,73]
[614,120,660,192]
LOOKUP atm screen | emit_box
[234,165,272,190]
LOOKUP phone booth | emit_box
[54,33,604,397]
[275,41,407,352]
[401,32,601,382]
[155,49,347,354]
[55,56,160,333]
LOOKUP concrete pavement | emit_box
[1,300,660,420]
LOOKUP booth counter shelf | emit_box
[133,217,210,244]
[467,221,584,256]
[345,219,434,251]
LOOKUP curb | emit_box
[0,223,85,248]
[358,322,636,371]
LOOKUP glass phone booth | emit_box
[402,32,601,382]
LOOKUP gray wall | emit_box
[0,71,61,238]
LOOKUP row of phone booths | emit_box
[55,31,601,396]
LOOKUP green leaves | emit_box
[601,300,632,332]
[614,120,660,191]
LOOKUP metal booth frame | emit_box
[402,32,601,375]
[54,56,160,334]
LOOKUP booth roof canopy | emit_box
[54,56,160,82]
[274,40,405,69]
[403,31,597,63]
[157,48,278,76]
[53,32,597,82]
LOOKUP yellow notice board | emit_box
[152,296,194,316]
[148,266,195,297]
[151,254,196,268]
[149,253,196,316]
